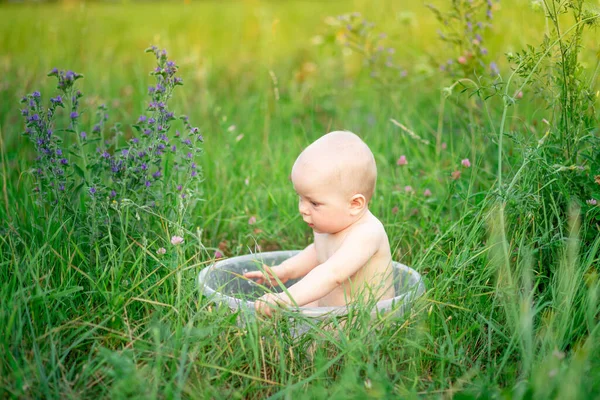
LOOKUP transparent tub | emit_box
[197,250,425,322]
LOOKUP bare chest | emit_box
[314,232,347,264]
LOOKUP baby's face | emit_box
[291,164,354,234]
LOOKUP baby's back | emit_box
[314,212,395,307]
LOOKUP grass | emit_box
[1,0,599,398]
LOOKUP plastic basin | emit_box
[198,250,425,321]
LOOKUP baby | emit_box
[244,130,395,316]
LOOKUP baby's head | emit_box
[291,131,377,234]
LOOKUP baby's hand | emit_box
[254,292,288,317]
[244,264,288,286]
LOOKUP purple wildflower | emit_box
[110,190,117,198]
[132,138,139,144]
[141,163,148,170]
[171,145,177,152]
[145,180,151,187]
[490,61,499,75]
[122,149,129,156]
[138,115,147,123]
[102,151,110,159]
[177,185,182,191]
[183,138,191,145]
[148,118,156,125]
[152,170,161,179]
[70,111,79,119]
[89,187,97,195]
[60,158,68,165]
[32,91,41,98]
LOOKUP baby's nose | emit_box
[298,201,309,215]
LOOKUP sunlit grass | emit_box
[1,0,599,398]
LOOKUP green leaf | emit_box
[131,124,143,133]
[73,164,86,180]
[71,182,85,202]
[68,150,82,159]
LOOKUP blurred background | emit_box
[1,1,600,398]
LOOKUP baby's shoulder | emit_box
[350,212,386,238]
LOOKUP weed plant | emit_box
[0,1,599,398]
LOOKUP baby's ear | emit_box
[349,194,367,215]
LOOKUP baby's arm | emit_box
[279,227,379,307]
[278,243,319,280]
[244,244,319,285]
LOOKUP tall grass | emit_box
[1,1,599,398]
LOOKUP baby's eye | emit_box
[310,201,319,207]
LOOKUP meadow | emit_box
[1,0,599,398]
